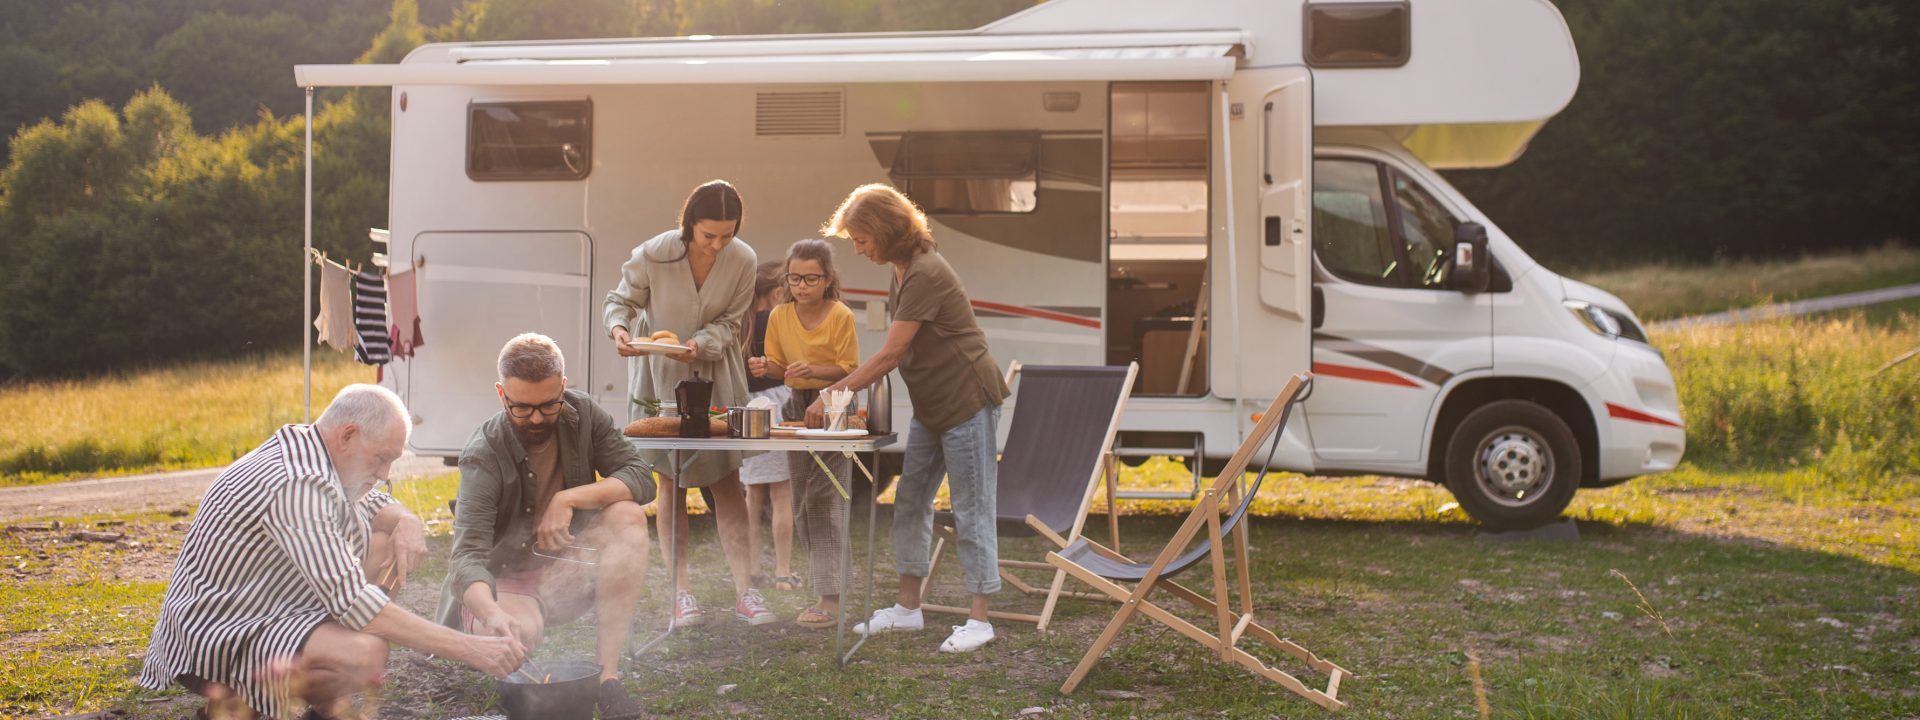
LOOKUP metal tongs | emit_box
[531,544,599,566]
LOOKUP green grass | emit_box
[0,350,373,486]
[1577,242,1920,321]
[5,454,1916,719]
[1656,314,1920,478]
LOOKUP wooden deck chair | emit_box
[1045,373,1351,711]
[920,362,1138,631]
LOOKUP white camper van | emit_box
[296,0,1685,529]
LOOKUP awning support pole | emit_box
[303,86,314,423]
[1219,85,1246,446]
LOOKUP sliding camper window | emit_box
[888,132,1039,214]
[467,100,592,181]
[1304,2,1410,69]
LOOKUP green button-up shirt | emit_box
[436,389,654,628]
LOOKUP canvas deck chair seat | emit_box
[1046,373,1351,711]
[920,362,1138,631]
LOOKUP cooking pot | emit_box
[495,659,599,720]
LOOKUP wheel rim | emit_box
[1473,425,1554,508]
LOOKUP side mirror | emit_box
[1448,221,1490,293]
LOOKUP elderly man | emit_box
[437,333,656,719]
[140,384,526,720]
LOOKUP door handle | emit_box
[1262,101,1274,185]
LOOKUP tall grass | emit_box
[1578,242,1920,321]
[0,350,373,486]
[1657,312,1920,490]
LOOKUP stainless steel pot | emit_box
[728,406,772,439]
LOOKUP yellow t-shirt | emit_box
[765,301,860,390]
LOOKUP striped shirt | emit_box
[139,425,395,719]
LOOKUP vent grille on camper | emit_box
[755,91,843,137]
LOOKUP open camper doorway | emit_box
[1106,81,1211,396]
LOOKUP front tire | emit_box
[1442,400,1581,530]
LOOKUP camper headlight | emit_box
[1565,300,1623,338]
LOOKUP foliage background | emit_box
[0,0,1916,378]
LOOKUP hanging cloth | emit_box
[314,260,357,352]
[387,269,425,358]
[352,269,392,366]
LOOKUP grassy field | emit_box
[3,452,1915,719]
[0,351,373,486]
[1576,242,1920,322]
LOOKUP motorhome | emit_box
[295,0,1685,529]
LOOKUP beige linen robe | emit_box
[603,229,757,487]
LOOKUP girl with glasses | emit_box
[747,238,859,628]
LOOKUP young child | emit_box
[739,260,798,591]
[747,239,859,628]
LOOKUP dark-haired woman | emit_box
[604,180,774,627]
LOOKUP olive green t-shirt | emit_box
[889,251,1008,432]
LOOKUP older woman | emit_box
[807,183,1008,654]
[604,179,775,627]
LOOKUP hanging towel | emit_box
[387,269,425,358]
[314,261,357,352]
[352,270,392,366]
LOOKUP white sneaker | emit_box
[939,620,995,653]
[853,604,924,636]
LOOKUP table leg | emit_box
[839,449,880,665]
[633,448,689,656]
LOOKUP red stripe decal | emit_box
[843,288,1101,329]
[1606,403,1684,429]
[1312,362,1420,388]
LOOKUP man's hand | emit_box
[535,492,577,551]
[612,327,643,357]
[387,516,428,587]
[786,362,815,380]
[474,607,527,646]
[454,632,528,678]
[804,396,827,429]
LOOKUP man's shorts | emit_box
[462,509,602,629]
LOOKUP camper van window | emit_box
[466,100,592,181]
[1388,170,1458,289]
[889,132,1039,214]
[1304,2,1410,69]
[1311,160,1400,287]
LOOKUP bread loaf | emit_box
[623,416,680,438]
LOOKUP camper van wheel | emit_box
[1442,400,1581,530]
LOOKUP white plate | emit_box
[795,428,868,439]
[626,339,689,354]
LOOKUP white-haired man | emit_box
[437,333,655,719]
[140,384,527,720]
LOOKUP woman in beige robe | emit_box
[603,180,777,626]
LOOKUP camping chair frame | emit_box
[919,360,1139,631]
[1045,373,1350,711]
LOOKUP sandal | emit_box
[794,605,837,629]
[774,574,805,591]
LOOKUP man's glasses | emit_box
[785,273,827,287]
[505,398,565,419]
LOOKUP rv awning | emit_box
[293,31,1243,87]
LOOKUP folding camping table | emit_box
[625,433,896,665]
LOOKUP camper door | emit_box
[1214,68,1312,399]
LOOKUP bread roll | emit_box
[648,330,680,344]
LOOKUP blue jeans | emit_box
[893,404,1001,595]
